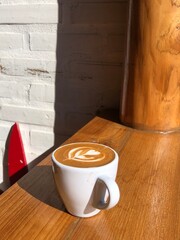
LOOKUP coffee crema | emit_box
[54,142,115,168]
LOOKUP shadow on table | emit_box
[18,165,67,213]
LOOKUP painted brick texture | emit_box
[0,33,23,50]
[0,4,59,24]
[0,0,128,190]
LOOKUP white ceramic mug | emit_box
[51,142,120,218]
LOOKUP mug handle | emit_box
[94,176,120,210]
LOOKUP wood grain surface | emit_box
[0,117,179,239]
[120,0,180,131]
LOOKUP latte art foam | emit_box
[68,147,105,162]
[54,143,115,168]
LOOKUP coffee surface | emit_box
[54,142,115,167]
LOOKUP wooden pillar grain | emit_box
[120,0,180,132]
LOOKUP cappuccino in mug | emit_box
[52,142,120,217]
[54,142,115,168]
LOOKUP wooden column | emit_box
[120,0,180,132]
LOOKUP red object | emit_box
[8,123,28,184]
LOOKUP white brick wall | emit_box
[30,33,57,51]
[0,33,23,50]
[30,83,55,103]
[0,4,58,24]
[0,0,128,190]
[1,105,55,126]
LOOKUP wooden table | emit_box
[0,117,179,239]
